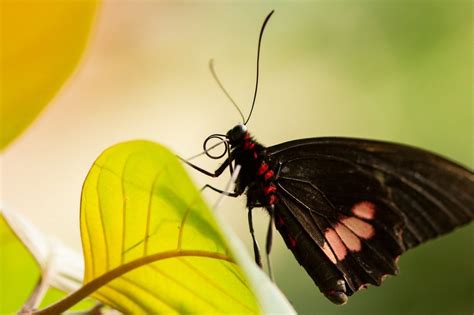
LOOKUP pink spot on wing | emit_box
[352,201,376,220]
[341,217,375,239]
[358,284,368,290]
[322,242,337,264]
[325,228,347,260]
[334,223,361,252]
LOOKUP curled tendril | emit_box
[203,134,229,160]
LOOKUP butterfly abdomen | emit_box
[234,132,279,208]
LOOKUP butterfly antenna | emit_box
[244,10,274,125]
[209,59,246,123]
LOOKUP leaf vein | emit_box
[148,264,220,310]
[178,258,254,312]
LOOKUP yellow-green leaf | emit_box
[0,209,96,313]
[79,141,259,313]
[1,1,98,151]
[0,211,40,314]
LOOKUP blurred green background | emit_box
[2,1,472,314]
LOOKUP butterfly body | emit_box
[223,124,474,304]
[186,10,473,305]
[226,124,278,208]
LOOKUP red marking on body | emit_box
[244,142,255,150]
[325,228,347,260]
[334,223,361,252]
[268,195,278,205]
[264,170,274,180]
[257,162,269,175]
[288,234,297,248]
[253,152,258,159]
[352,201,376,220]
[277,216,285,226]
[341,217,375,239]
[244,132,251,140]
[263,183,277,195]
[322,242,337,264]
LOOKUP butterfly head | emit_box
[201,124,248,160]
[226,124,248,145]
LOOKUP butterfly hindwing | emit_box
[273,154,405,295]
[268,137,474,298]
[273,194,350,304]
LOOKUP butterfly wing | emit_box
[267,137,474,302]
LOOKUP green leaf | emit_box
[0,211,40,314]
[78,141,260,313]
[1,1,98,151]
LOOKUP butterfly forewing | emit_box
[268,137,474,298]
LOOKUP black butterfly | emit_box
[182,10,474,304]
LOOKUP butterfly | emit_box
[182,10,474,304]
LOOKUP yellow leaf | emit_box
[1,1,98,150]
[79,141,259,313]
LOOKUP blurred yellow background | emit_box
[2,2,472,314]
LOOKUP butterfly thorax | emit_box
[230,131,278,208]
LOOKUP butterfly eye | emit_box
[227,124,248,144]
[203,134,228,160]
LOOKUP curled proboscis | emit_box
[203,134,229,160]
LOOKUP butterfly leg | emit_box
[265,204,275,281]
[248,207,263,268]
[178,155,232,178]
[200,184,240,197]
